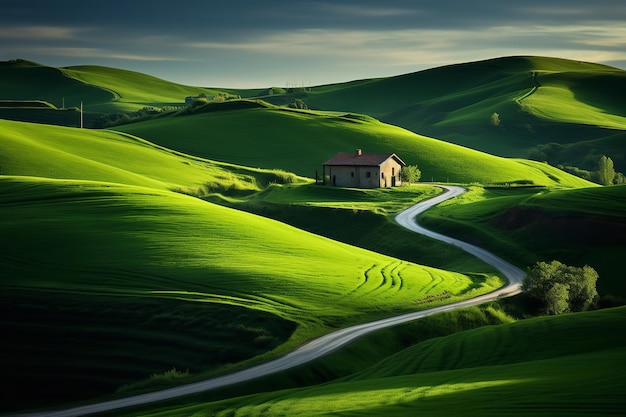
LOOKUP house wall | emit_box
[379,159,403,187]
[324,160,403,188]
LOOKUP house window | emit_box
[366,171,371,178]
[381,172,385,178]
[351,172,354,177]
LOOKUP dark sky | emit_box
[1,0,625,87]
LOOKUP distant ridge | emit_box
[2,55,624,171]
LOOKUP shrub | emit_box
[523,260,599,315]
[270,170,297,184]
[401,165,421,185]
[288,99,308,110]
[490,112,501,126]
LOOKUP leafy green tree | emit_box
[289,98,308,110]
[401,165,421,185]
[597,155,616,185]
[545,282,570,315]
[490,112,501,127]
[523,260,599,315]
[268,87,286,95]
[568,265,599,312]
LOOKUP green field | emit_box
[257,56,626,172]
[118,306,626,416]
[419,185,626,298]
[0,59,222,113]
[2,55,625,416]
[0,120,509,411]
[4,56,624,171]
[63,65,226,112]
[113,103,594,188]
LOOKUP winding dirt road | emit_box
[19,185,524,417]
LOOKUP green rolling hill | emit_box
[419,184,626,299]
[1,55,624,416]
[258,56,626,173]
[0,59,222,114]
[113,101,594,188]
[2,56,624,174]
[0,120,502,412]
[118,306,626,416]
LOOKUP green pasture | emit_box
[0,61,114,110]
[520,71,626,130]
[0,107,93,127]
[120,307,626,416]
[0,119,300,193]
[0,60,225,113]
[419,185,626,297]
[114,105,594,188]
[0,175,502,411]
[3,56,624,170]
[63,66,223,111]
[215,183,502,276]
[2,56,624,416]
[260,56,626,170]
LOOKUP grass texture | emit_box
[0,119,508,410]
[119,306,626,417]
[419,185,626,297]
[0,176,499,410]
[114,104,594,188]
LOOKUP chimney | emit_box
[356,149,362,156]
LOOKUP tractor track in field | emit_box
[18,185,525,417]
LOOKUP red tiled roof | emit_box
[323,152,406,166]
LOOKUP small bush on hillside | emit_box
[191,97,209,107]
[523,260,599,315]
[557,164,594,181]
[401,165,421,185]
[117,368,190,393]
[97,106,181,127]
[267,87,286,95]
[212,92,242,103]
[490,112,501,127]
[288,98,308,110]
[269,170,297,184]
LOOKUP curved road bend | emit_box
[19,185,525,417]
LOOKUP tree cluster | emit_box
[523,260,599,315]
[288,98,308,110]
[596,155,625,185]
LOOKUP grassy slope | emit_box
[0,176,490,411]
[419,185,626,297]
[122,306,626,417]
[4,56,623,169]
[0,57,620,412]
[214,183,503,277]
[63,66,224,111]
[0,60,114,110]
[114,104,594,188]
[1,121,503,411]
[0,118,281,193]
[0,60,222,114]
[262,56,626,171]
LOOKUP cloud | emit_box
[305,2,421,18]
[0,25,84,40]
[3,46,181,62]
[186,23,626,63]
